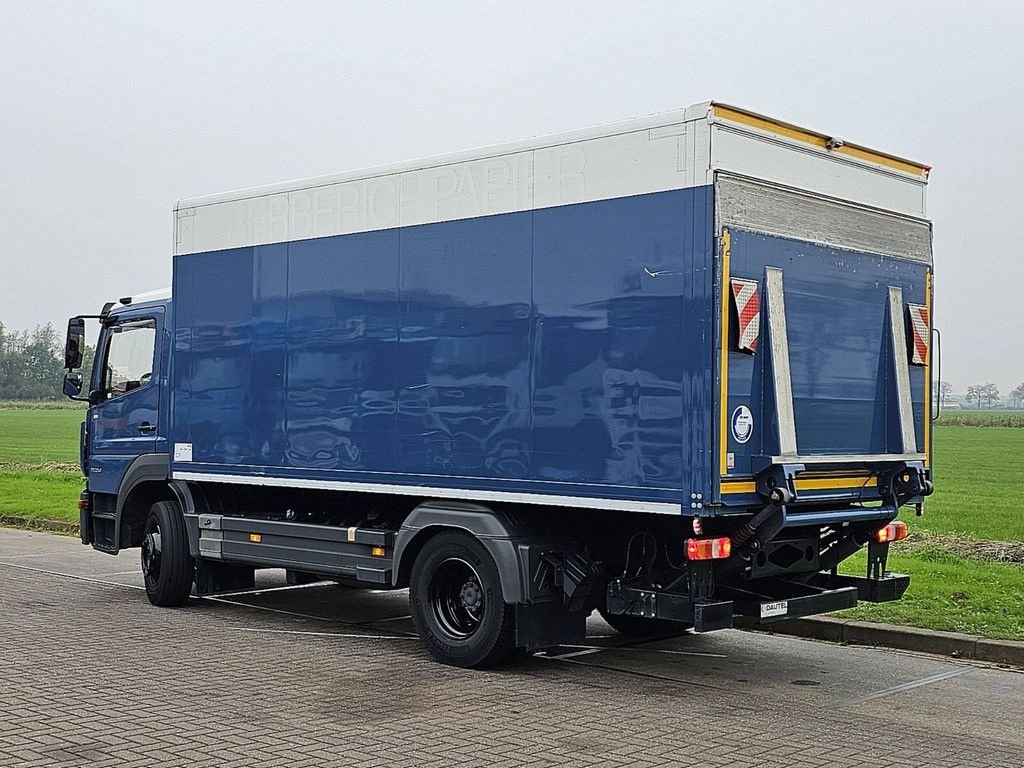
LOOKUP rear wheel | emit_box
[598,607,689,638]
[409,531,516,668]
[141,501,194,607]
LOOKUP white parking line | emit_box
[212,580,330,598]
[542,648,605,660]
[199,594,348,622]
[197,594,418,637]
[558,644,728,658]
[0,560,418,635]
[0,561,145,590]
[232,627,414,641]
[832,667,973,709]
[540,651,729,691]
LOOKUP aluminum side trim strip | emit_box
[768,453,927,465]
[171,471,683,515]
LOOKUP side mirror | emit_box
[65,317,85,369]
[63,371,83,397]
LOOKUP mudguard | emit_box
[109,453,169,553]
[393,501,547,604]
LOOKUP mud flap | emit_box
[194,560,254,595]
[515,602,587,650]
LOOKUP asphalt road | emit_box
[1,526,1022,767]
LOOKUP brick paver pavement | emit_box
[1,554,1022,766]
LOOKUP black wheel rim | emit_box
[429,557,485,640]
[141,520,162,583]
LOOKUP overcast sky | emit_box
[1,1,1021,393]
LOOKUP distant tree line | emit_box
[0,322,94,400]
[1009,383,1024,409]
[936,380,1024,410]
[965,383,1001,409]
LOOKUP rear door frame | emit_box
[710,173,934,510]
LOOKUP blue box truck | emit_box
[63,103,935,667]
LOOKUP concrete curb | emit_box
[736,615,1024,668]
[0,515,80,536]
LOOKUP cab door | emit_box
[87,309,163,495]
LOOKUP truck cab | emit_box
[64,290,173,553]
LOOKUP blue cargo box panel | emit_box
[171,187,715,514]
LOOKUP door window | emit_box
[102,319,156,398]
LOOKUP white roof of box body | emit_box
[175,102,930,256]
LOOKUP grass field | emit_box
[0,408,84,466]
[1,404,1022,638]
[835,421,1024,638]
[836,547,1024,640]
[902,426,1024,542]
[0,407,85,522]
[0,470,84,520]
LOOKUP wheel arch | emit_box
[393,501,530,604]
[168,479,209,559]
[114,454,175,549]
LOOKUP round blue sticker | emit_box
[731,405,754,444]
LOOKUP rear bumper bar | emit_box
[815,571,910,603]
[605,571,909,632]
[722,581,858,624]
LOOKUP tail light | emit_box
[685,536,732,560]
[875,521,908,543]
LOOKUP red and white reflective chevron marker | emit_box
[907,303,929,365]
[730,278,760,353]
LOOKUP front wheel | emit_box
[141,501,194,607]
[409,532,516,668]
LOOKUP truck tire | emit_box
[409,531,516,668]
[141,501,194,607]
[598,607,689,638]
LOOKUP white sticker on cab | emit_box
[760,600,788,619]
[173,443,193,462]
